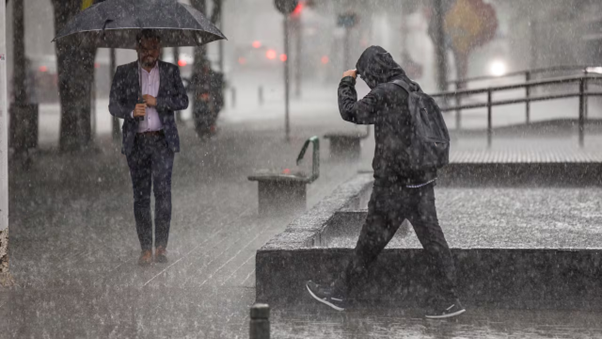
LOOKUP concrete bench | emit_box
[248,137,319,215]
[323,126,369,159]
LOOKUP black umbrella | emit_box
[52,0,226,49]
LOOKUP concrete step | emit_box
[256,174,602,310]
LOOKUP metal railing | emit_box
[433,74,602,147]
[448,65,602,90]
[447,65,602,129]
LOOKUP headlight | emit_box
[586,67,602,75]
[489,60,507,77]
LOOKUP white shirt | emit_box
[132,62,163,133]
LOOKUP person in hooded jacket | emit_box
[306,46,464,319]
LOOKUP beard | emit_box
[141,56,157,68]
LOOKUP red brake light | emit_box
[292,2,304,16]
[266,49,277,60]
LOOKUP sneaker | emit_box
[425,299,466,319]
[305,280,347,311]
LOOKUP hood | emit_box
[356,46,411,89]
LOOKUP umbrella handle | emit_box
[101,19,113,42]
[102,19,114,32]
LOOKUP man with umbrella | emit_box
[109,29,188,266]
[54,0,226,266]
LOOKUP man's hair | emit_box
[136,29,161,47]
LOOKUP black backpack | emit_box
[390,79,450,172]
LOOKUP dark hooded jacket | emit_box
[338,45,436,184]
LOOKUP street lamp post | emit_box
[337,12,357,70]
[283,15,291,142]
[274,0,298,142]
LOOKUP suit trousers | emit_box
[334,179,458,302]
[126,132,174,251]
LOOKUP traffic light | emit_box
[291,1,304,17]
[274,0,299,15]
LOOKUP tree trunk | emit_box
[9,0,30,154]
[11,0,25,104]
[213,0,224,72]
[51,0,97,152]
[432,0,448,92]
[453,49,469,90]
[191,0,207,116]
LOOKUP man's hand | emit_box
[134,103,147,118]
[343,69,357,79]
[143,95,157,107]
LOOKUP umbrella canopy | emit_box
[53,0,226,49]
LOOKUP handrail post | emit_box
[583,78,589,121]
[231,87,237,108]
[250,304,270,339]
[525,71,531,125]
[258,86,264,106]
[579,78,585,147]
[487,89,492,148]
[455,92,462,131]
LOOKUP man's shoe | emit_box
[154,246,168,264]
[425,299,466,319]
[138,250,153,266]
[305,280,347,311]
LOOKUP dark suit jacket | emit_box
[109,60,189,155]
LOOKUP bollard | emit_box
[231,87,237,108]
[258,86,264,106]
[250,303,270,339]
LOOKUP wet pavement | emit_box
[3,100,602,337]
[319,186,602,249]
[271,306,602,339]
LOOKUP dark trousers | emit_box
[126,133,174,251]
[334,180,458,302]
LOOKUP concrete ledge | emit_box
[440,162,602,186]
[257,247,602,310]
[256,173,602,310]
[258,174,373,252]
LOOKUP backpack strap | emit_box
[390,79,412,94]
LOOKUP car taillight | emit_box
[266,50,277,60]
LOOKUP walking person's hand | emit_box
[342,69,357,79]
[134,103,147,118]
[143,95,157,107]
